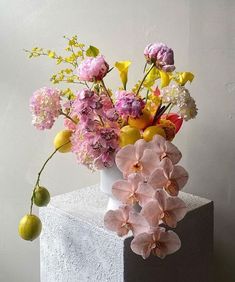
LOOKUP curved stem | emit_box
[60,111,77,124]
[136,64,155,96]
[29,141,71,214]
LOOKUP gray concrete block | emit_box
[40,185,213,282]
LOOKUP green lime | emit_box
[33,186,50,207]
[18,214,42,241]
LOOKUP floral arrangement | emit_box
[18,35,197,260]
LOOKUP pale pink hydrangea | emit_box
[29,87,61,130]
[75,55,109,82]
[115,91,145,118]
[144,43,175,72]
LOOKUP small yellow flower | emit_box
[115,61,131,90]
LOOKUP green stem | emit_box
[60,111,77,124]
[136,64,155,96]
[29,141,70,214]
[100,79,114,105]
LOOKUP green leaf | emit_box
[86,45,100,57]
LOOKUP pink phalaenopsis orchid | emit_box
[115,139,159,178]
[147,157,188,196]
[104,205,149,237]
[141,189,187,228]
[112,173,155,207]
[150,135,182,165]
[131,227,181,259]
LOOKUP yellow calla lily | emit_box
[115,61,131,90]
[143,67,160,89]
[159,70,171,88]
[174,72,194,86]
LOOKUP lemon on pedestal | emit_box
[18,214,42,241]
[53,130,72,153]
[119,125,141,147]
[143,125,166,142]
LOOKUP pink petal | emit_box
[166,197,187,222]
[134,139,149,159]
[129,212,149,236]
[130,232,154,259]
[128,173,144,188]
[171,165,189,189]
[154,189,168,210]
[140,149,160,177]
[150,135,166,157]
[141,200,162,227]
[104,209,129,237]
[148,168,168,189]
[165,141,182,164]
[115,145,137,175]
[155,230,181,258]
[160,157,174,177]
[112,180,133,204]
[136,183,155,206]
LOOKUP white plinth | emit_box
[40,185,213,282]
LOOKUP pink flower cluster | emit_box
[75,55,109,82]
[29,87,61,130]
[115,91,145,118]
[70,89,120,169]
[144,43,175,72]
[104,135,188,259]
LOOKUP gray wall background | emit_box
[0,0,235,281]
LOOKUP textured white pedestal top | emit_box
[49,185,211,230]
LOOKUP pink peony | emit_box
[115,91,145,118]
[75,55,109,82]
[131,227,181,259]
[144,43,175,72]
[29,87,61,130]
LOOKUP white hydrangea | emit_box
[160,84,198,121]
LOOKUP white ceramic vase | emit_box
[100,164,123,210]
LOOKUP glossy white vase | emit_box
[100,164,123,210]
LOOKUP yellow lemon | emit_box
[128,109,152,130]
[119,125,141,147]
[18,214,42,241]
[53,130,72,153]
[143,125,166,142]
[33,186,50,207]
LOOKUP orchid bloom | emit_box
[148,158,189,196]
[150,135,182,164]
[115,139,159,178]
[112,173,155,207]
[141,189,187,228]
[131,227,181,259]
[104,205,149,237]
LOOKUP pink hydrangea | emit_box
[115,91,145,118]
[29,87,61,130]
[144,43,175,72]
[75,55,109,82]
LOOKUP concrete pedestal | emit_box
[40,185,213,282]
